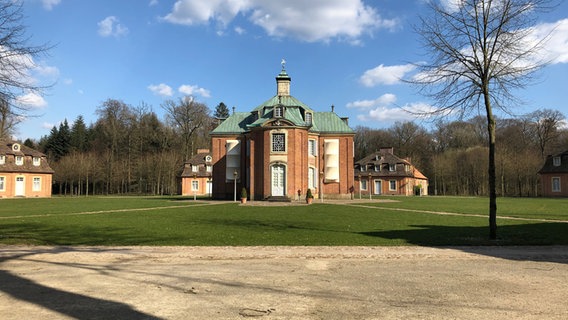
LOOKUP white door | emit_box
[271,165,285,196]
[374,180,382,195]
[15,176,25,196]
[206,181,212,196]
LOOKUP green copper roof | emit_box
[210,112,252,134]
[311,112,354,134]
[210,69,353,135]
[253,95,312,112]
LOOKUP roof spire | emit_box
[281,58,286,71]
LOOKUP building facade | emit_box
[210,66,355,201]
[354,147,428,197]
[539,150,568,197]
[0,141,54,198]
[180,149,213,197]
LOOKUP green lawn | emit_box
[0,196,567,246]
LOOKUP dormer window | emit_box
[389,164,395,172]
[12,143,20,152]
[192,165,199,173]
[360,165,366,172]
[274,106,283,118]
[33,157,41,166]
[0,155,4,165]
[305,112,312,125]
[205,155,212,162]
[15,156,23,166]
[553,156,561,166]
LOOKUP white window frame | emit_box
[389,180,397,191]
[552,177,561,192]
[308,167,316,189]
[192,165,199,173]
[0,176,5,191]
[191,180,199,191]
[308,139,317,156]
[33,157,41,166]
[374,165,380,172]
[360,165,366,172]
[272,133,286,152]
[206,165,212,173]
[274,106,283,118]
[389,164,395,172]
[553,156,561,166]
[305,112,312,124]
[33,177,41,192]
[360,179,368,190]
[15,156,23,166]
[0,155,5,165]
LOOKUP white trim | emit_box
[552,177,561,192]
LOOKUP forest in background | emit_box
[17,98,567,197]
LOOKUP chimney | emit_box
[331,105,335,113]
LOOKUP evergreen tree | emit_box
[213,102,230,119]
[70,115,90,152]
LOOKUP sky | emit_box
[13,0,568,140]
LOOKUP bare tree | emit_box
[525,109,565,159]
[411,0,556,239]
[0,1,51,138]
[162,96,211,160]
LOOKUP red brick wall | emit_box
[540,173,568,197]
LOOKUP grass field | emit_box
[0,196,567,246]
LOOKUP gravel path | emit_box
[1,245,567,319]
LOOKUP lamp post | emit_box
[193,173,197,201]
[233,170,238,202]
[368,172,372,201]
[358,174,361,200]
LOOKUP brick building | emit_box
[180,149,213,197]
[0,141,54,198]
[354,147,428,197]
[210,66,355,201]
[539,150,568,197]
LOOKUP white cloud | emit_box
[148,83,173,97]
[532,18,568,64]
[97,16,129,38]
[149,0,159,6]
[360,64,415,87]
[346,93,397,109]
[234,26,246,35]
[42,0,61,11]
[42,122,55,129]
[358,102,437,123]
[163,0,399,43]
[34,64,60,78]
[16,92,47,109]
[179,84,211,98]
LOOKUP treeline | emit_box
[355,109,567,197]
[22,99,566,197]
[24,98,229,196]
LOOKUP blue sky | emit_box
[15,0,568,140]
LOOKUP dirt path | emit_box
[1,245,567,319]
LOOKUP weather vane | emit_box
[281,58,286,71]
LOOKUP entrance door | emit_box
[271,165,285,196]
[374,180,382,195]
[206,181,212,196]
[15,176,25,197]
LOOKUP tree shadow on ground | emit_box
[360,223,568,264]
[0,248,160,319]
